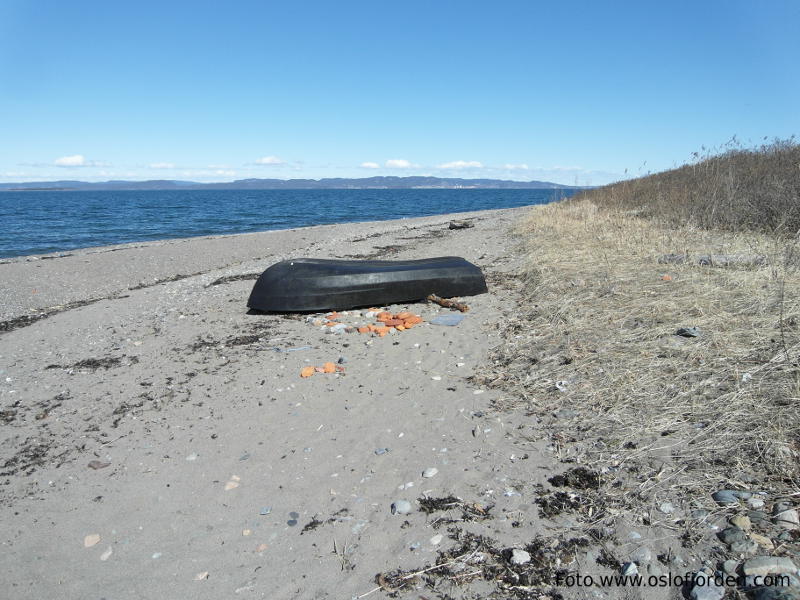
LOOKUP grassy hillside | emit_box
[569,139,800,234]
[481,142,800,513]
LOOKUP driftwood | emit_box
[427,294,470,312]
[658,253,767,268]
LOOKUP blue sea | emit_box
[0,188,577,259]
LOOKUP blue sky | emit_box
[0,1,797,186]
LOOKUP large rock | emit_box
[742,556,799,576]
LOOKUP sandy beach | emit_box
[1,206,557,599]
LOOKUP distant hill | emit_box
[0,176,580,191]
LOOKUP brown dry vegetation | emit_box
[568,138,800,234]
[481,145,800,508]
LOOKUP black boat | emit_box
[247,256,487,312]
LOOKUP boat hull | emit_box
[247,257,488,312]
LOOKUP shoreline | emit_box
[0,205,533,322]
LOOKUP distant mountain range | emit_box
[0,176,581,191]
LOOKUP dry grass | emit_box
[568,139,800,235]
[480,200,800,500]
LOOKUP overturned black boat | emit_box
[247,257,487,312]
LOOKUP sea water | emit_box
[0,188,577,258]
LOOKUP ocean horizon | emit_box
[0,188,578,259]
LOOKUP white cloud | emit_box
[54,154,87,167]
[360,161,380,169]
[254,156,285,165]
[148,162,176,169]
[215,170,236,176]
[503,163,529,170]
[385,159,416,168]
[437,160,483,170]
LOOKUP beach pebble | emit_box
[748,496,766,510]
[631,546,652,564]
[194,572,209,581]
[743,557,799,576]
[730,515,752,530]
[730,540,759,554]
[658,502,675,514]
[337,356,347,364]
[750,588,800,600]
[723,560,739,575]
[691,509,710,520]
[259,506,272,515]
[100,546,113,561]
[409,542,420,551]
[627,531,642,540]
[676,326,702,338]
[621,562,638,576]
[152,552,162,559]
[430,534,443,545]
[84,534,101,548]
[773,506,799,531]
[749,533,774,550]
[185,453,198,461]
[431,376,442,381]
[391,500,412,515]
[712,490,741,505]
[374,448,389,455]
[88,460,111,470]
[689,571,724,600]
[422,467,438,478]
[719,527,748,545]
[510,549,531,565]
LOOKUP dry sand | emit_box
[1,207,568,599]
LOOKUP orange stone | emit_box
[357,326,369,334]
[396,311,413,320]
[322,362,336,373]
[300,366,315,378]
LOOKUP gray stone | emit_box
[713,490,741,505]
[374,448,389,455]
[510,549,531,565]
[677,327,702,338]
[690,570,725,600]
[749,497,767,510]
[723,560,739,575]
[631,546,652,564]
[621,562,638,576]
[750,587,800,600]
[743,557,799,576]
[719,526,748,545]
[659,502,676,514]
[773,502,792,515]
[774,508,799,531]
[749,511,771,524]
[731,515,753,531]
[554,408,578,419]
[692,509,711,520]
[628,531,642,540]
[731,540,760,555]
[391,500,412,515]
[337,356,347,364]
[422,467,438,478]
